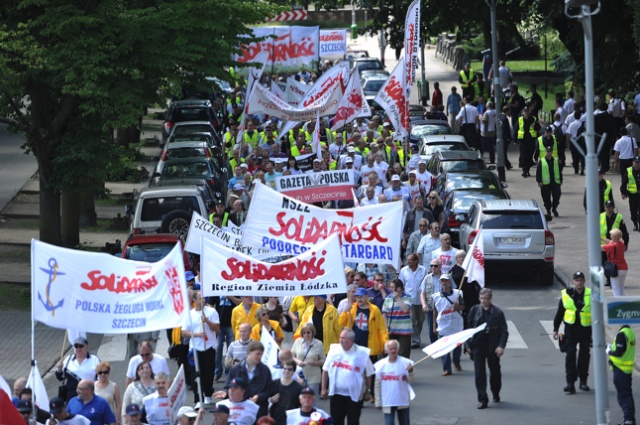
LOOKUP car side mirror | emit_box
[487,165,496,170]
[501,182,508,189]
[455,214,465,222]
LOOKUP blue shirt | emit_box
[447,93,462,114]
[67,395,116,425]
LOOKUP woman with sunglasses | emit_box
[268,359,303,424]
[55,337,102,401]
[250,306,284,346]
[425,190,445,227]
[94,361,121,422]
[122,361,155,425]
[291,323,326,401]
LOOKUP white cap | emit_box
[347,146,356,153]
[409,170,417,175]
[345,157,354,163]
[177,406,197,418]
[391,175,401,182]
[313,158,322,163]
[233,183,244,190]
[240,163,249,169]
[418,160,426,165]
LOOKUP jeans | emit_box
[410,305,425,345]
[611,269,628,296]
[384,407,410,425]
[215,326,235,376]
[441,340,461,372]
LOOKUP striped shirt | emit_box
[382,293,412,335]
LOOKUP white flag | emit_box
[26,362,49,410]
[330,71,372,131]
[167,365,187,425]
[374,60,408,138]
[422,323,487,358]
[462,229,485,287]
[312,109,321,159]
[260,325,280,373]
[271,80,286,100]
[403,0,420,98]
[238,52,270,146]
[0,374,10,398]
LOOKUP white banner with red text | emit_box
[319,30,347,57]
[168,365,187,425]
[201,234,346,297]
[184,212,273,260]
[31,240,188,333]
[374,60,408,139]
[330,70,372,131]
[234,26,319,75]
[240,182,403,265]
[404,0,420,98]
[286,77,309,105]
[274,169,356,202]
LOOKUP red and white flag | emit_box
[404,0,420,97]
[237,52,270,146]
[422,323,487,358]
[374,60,408,138]
[330,70,372,131]
[462,229,485,287]
[312,109,321,159]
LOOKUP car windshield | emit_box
[161,162,211,178]
[124,243,175,262]
[166,148,207,159]
[411,125,449,138]
[357,61,382,71]
[363,80,385,92]
[442,160,486,173]
[140,196,199,221]
[447,175,499,190]
[173,108,210,121]
[453,193,505,210]
[173,125,213,135]
[425,143,468,155]
[481,211,544,229]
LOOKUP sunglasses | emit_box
[74,344,85,348]
[141,353,152,357]
[428,196,436,199]
[98,371,110,375]
[283,367,295,372]
[374,279,384,282]
[261,313,270,316]
[430,265,440,268]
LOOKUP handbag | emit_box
[603,245,619,278]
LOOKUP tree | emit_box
[0,0,279,246]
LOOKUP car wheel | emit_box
[538,268,555,286]
[161,210,192,238]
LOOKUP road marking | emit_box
[507,321,527,349]
[96,334,128,362]
[540,320,560,349]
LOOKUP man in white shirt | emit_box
[374,340,414,425]
[614,127,639,177]
[431,233,458,274]
[182,290,220,406]
[215,378,259,425]
[398,254,428,349]
[414,161,433,193]
[329,134,346,159]
[320,329,374,425]
[360,185,380,206]
[416,222,442,268]
[384,175,410,206]
[374,153,389,182]
[432,274,464,376]
[339,147,362,170]
[286,387,330,425]
[456,96,480,150]
[125,341,171,387]
[359,155,379,186]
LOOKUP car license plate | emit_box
[498,236,525,245]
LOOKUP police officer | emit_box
[552,271,592,394]
[534,126,565,168]
[514,107,539,178]
[607,325,636,425]
[536,145,562,221]
[458,63,477,100]
[620,156,640,231]
[584,168,614,213]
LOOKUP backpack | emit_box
[553,124,565,145]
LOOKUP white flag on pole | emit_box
[260,325,280,374]
[330,71,371,131]
[26,362,49,410]
[462,229,485,287]
[312,109,321,159]
[422,323,487,358]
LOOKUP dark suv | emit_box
[426,150,491,176]
[162,99,220,144]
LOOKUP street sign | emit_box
[266,9,308,22]
[605,297,640,325]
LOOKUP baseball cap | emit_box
[74,337,88,346]
[598,168,605,175]
[313,158,322,163]
[17,400,32,413]
[216,199,225,205]
[545,145,553,152]
[391,175,401,182]
[573,271,585,280]
[185,271,195,281]
[409,170,417,175]
[347,146,356,153]
[240,163,249,169]
[634,157,640,163]
[233,183,244,191]
[177,406,197,418]
[208,405,230,414]
[545,126,553,132]
[49,397,65,414]
[345,157,354,163]
[418,160,426,165]
[440,273,451,281]
[315,294,327,300]
[300,386,316,395]
[126,404,142,416]
[411,144,419,150]
[354,287,367,296]
[383,122,391,127]
[225,377,247,389]
[605,200,615,207]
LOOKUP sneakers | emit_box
[204,397,212,405]
[618,421,636,425]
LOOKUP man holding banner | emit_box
[466,288,509,409]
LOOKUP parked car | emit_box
[121,233,192,271]
[156,140,215,177]
[458,199,555,285]
[345,49,369,61]
[433,169,507,201]
[408,104,425,119]
[353,57,384,76]
[418,134,470,162]
[162,99,221,144]
[408,119,452,145]
[130,185,212,237]
[359,69,389,82]
[168,121,222,147]
[441,188,510,248]
[155,157,226,200]
[361,75,388,105]
[426,150,490,176]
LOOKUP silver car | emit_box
[458,199,555,285]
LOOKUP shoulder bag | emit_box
[603,244,619,278]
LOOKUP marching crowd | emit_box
[10,61,640,425]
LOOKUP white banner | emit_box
[168,365,187,425]
[374,60,408,138]
[31,240,188,333]
[184,212,273,259]
[26,362,49,411]
[201,234,347,297]
[319,30,347,56]
[235,26,319,75]
[404,0,420,97]
[260,325,280,373]
[462,229,485,287]
[241,183,403,264]
[271,80,286,100]
[330,71,372,131]
[248,63,348,121]
[422,323,487,358]
[286,77,308,106]
[238,52,270,146]
[274,169,356,202]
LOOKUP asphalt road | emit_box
[0,124,38,211]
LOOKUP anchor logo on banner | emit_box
[38,257,65,316]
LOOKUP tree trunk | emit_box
[116,124,141,149]
[37,154,62,246]
[61,187,80,248]
[79,177,98,228]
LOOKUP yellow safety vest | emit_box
[561,288,591,326]
[538,136,558,158]
[291,144,308,157]
[517,116,538,139]
[609,327,636,374]
[209,212,229,227]
[599,212,623,242]
[243,131,260,148]
[540,157,560,185]
[459,69,476,89]
[627,167,637,194]
[603,180,612,204]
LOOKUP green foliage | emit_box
[105,145,147,183]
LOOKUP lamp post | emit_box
[485,0,504,182]
[564,1,608,424]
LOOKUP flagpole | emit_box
[30,240,37,419]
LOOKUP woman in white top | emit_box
[291,323,326,399]
[55,337,101,401]
[121,361,156,424]
[94,361,121,421]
